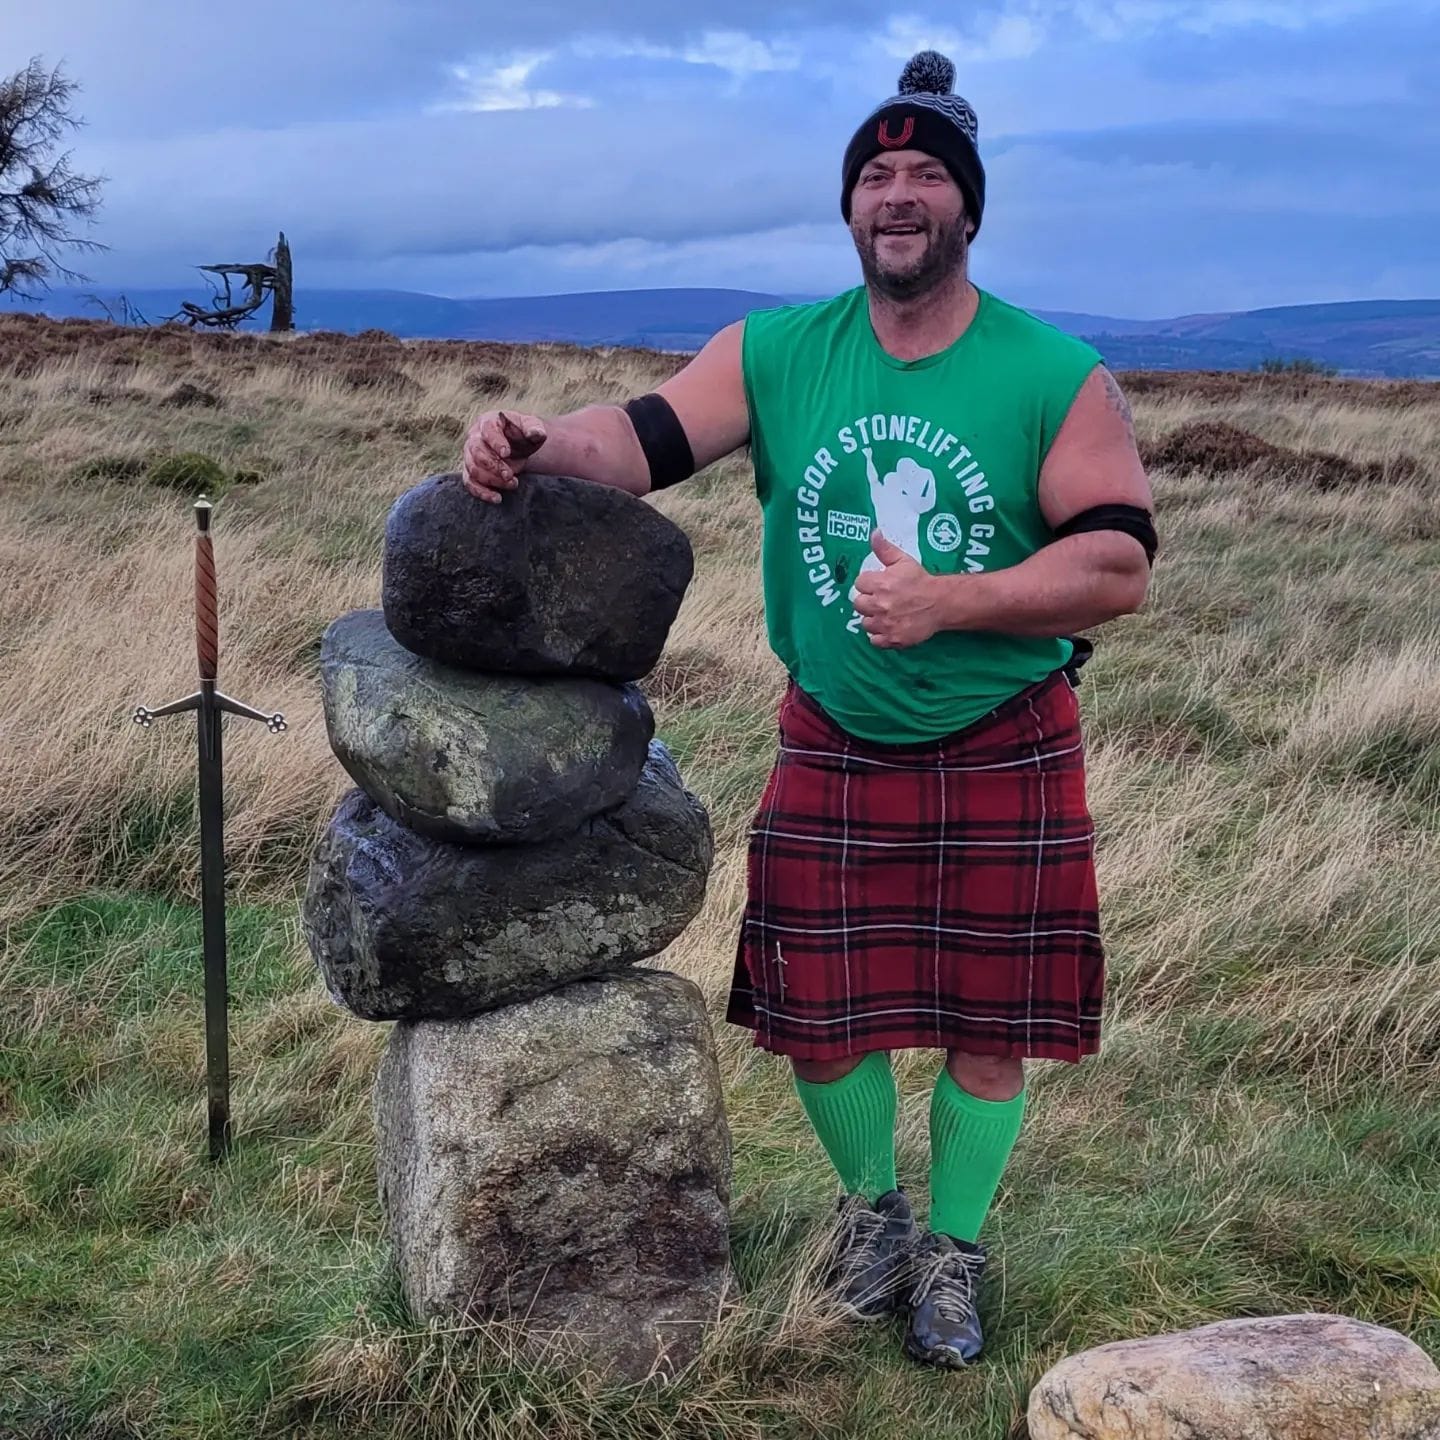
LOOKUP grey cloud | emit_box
[991,111,1434,168]
[8,0,895,138]
[982,199,1440,316]
[77,98,851,283]
[416,0,894,47]
[307,224,862,299]
[8,1,462,137]
[976,133,1440,314]
[984,107,1440,219]
[1132,1,1439,82]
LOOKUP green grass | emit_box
[4,796,1437,1438]
[3,890,1438,1438]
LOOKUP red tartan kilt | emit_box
[725,669,1104,1063]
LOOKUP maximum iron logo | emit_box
[827,510,871,542]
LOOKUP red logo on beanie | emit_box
[878,115,915,148]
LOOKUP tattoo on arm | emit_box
[1100,367,1134,437]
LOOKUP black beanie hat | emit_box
[841,50,985,239]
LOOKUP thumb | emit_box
[871,529,907,565]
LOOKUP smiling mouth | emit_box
[878,226,924,237]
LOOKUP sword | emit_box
[133,496,286,1161]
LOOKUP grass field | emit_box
[1,313,1438,1439]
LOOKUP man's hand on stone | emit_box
[852,532,943,648]
[462,410,548,504]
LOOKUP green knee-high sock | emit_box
[928,1068,1026,1243]
[793,1051,898,1203]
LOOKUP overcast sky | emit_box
[7,0,1438,317]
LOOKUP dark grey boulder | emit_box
[302,742,713,1020]
[374,969,732,1383]
[381,471,694,680]
[320,608,654,845]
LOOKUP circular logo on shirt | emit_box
[926,511,964,553]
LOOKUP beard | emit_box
[852,212,969,301]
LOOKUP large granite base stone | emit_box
[374,969,732,1383]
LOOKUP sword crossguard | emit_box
[134,693,286,733]
[134,690,202,724]
[214,692,285,730]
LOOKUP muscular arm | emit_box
[933,366,1154,636]
[519,404,652,494]
[934,528,1148,635]
[520,320,751,495]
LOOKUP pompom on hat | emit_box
[840,50,986,238]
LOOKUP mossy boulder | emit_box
[319,608,655,845]
[301,741,712,1021]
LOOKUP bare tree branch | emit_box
[0,57,107,298]
[82,290,151,326]
[168,244,293,330]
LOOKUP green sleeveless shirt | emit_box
[741,283,1103,744]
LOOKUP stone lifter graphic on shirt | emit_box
[741,283,1104,745]
[850,447,937,601]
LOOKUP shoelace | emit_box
[909,1244,984,1323]
[832,1202,887,1280]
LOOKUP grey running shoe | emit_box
[902,1231,987,1366]
[823,1189,919,1321]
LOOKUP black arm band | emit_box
[622,392,696,491]
[1051,503,1158,566]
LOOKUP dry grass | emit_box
[1,313,1438,1440]
[0,321,681,926]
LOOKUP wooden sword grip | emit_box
[195,500,218,682]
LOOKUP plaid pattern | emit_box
[726,670,1104,1063]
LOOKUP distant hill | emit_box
[1079,300,1440,378]
[0,286,793,353]
[6,286,1439,377]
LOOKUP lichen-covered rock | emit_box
[301,741,712,1020]
[373,969,732,1383]
[320,608,654,845]
[381,471,694,680]
[1028,1314,1440,1440]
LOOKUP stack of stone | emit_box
[300,471,732,1383]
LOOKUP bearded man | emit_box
[460,49,1155,1370]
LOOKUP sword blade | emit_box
[197,679,231,1161]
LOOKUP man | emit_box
[460,49,1155,1371]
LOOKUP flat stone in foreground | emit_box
[1028,1313,1440,1439]
[373,969,732,1383]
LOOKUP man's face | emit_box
[849,149,970,300]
